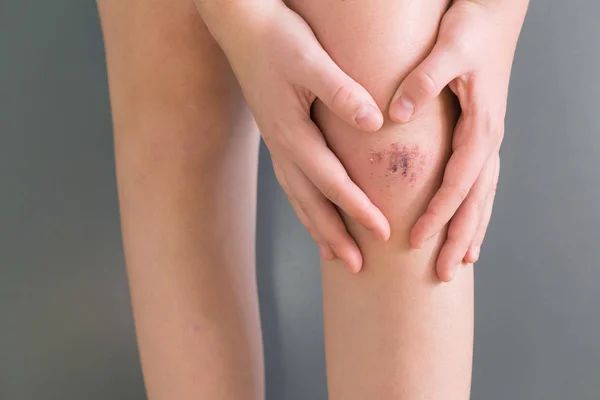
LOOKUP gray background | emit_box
[1,0,599,399]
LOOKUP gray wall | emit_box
[1,0,599,399]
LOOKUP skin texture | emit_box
[369,143,428,182]
[286,0,474,398]
[97,1,264,398]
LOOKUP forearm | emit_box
[98,1,263,398]
[289,0,473,398]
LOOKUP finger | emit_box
[389,40,466,124]
[283,117,391,242]
[465,154,500,263]
[289,196,336,261]
[284,160,364,273]
[273,161,335,261]
[410,109,492,249]
[436,154,496,282]
[299,47,384,132]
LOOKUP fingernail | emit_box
[378,228,390,242]
[344,261,360,274]
[374,220,391,242]
[447,269,456,282]
[318,244,328,259]
[471,246,481,262]
[355,104,383,131]
[390,96,415,123]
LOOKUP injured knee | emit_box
[368,143,429,184]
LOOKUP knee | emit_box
[312,90,458,245]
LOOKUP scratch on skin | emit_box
[369,143,427,183]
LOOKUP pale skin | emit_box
[98,0,527,398]
[97,1,263,397]
[290,1,472,397]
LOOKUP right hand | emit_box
[198,2,390,273]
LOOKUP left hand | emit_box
[388,0,529,281]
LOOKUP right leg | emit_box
[97,1,263,399]
[288,1,473,398]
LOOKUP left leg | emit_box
[97,0,264,398]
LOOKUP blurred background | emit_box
[1,0,600,399]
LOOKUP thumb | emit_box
[389,41,465,124]
[301,48,384,132]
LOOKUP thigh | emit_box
[98,0,256,155]
[97,0,259,240]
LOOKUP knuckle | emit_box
[297,50,313,68]
[470,199,482,213]
[412,70,439,98]
[468,107,493,143]
[328,231,351,251]
[448,33,472,59]
[444,235,465,249]
[483,113,495,140]
[290,45,320,79]
[453,184,471,202]
[328,241,342,254]
[322,180,342,203]
[304,224,320,240]
[426,200,445,223]
[277,126,295,154]
[296,198,311,215]
[330,81,357,114]
[473,197,487,214]
[474,188,490,208]
[297,44,320,68]
[441,183,469,205]
[284,191,294,204]
[321,174,352,204]
[263,118,293,154]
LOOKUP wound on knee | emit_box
[369,143,427,183]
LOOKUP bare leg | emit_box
[97,1,263,398]
[287,1,473,398]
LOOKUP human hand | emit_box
[197,2,391,273]
[388,0,529,281]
